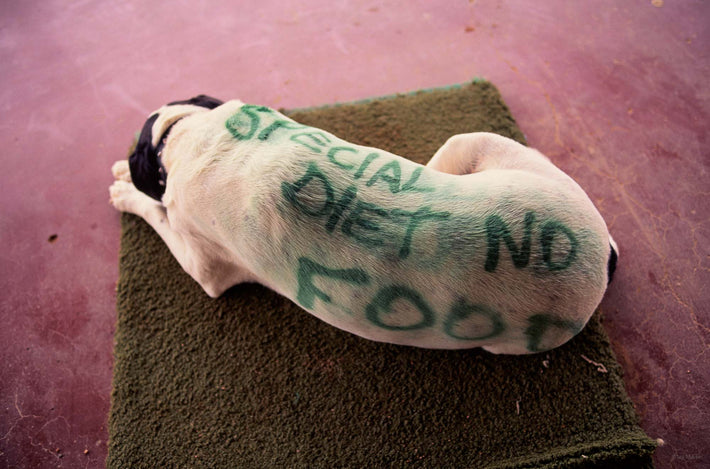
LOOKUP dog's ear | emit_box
[167,94,224,110]
[129,113,166,201]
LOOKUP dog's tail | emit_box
[607,236,619,285]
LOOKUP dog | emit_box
[110,95,618,354]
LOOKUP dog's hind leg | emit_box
[426,132,562,179]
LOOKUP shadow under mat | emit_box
[108,81,656,468]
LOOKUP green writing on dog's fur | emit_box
[296,257,370,309]
[281,162,334,217]
[365,161,434,194]
[443,299,506,341]
[485,212,578,272]
[282,161,447,259]
[259,119,305,141]
[328,146,358,170]
[524,314,582,352]
[485,211,535,272]
[226,105,432,194]
[365,285,436,331]
[230,104,581,272]
[225,104,270,140]
[341,201,389,248]
[291,131,332,152]
[354,152,379,179]
[540,221,578,270]
[282,162,580,270]
[226,105,309,142]
[293,257,584,351]
[391,206,451,259]
[325,186,358,232]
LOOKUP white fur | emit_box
[110,100,615,354]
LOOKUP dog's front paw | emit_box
[111,160,132,182]
[109,180,150,215]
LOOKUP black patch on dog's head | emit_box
[168,94,224,109]
[128,95,224,201]
[129,113,165,201]
[607,242,618,284]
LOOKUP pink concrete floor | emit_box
[1,1,707,467]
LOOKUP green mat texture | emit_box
[108,81,656,468]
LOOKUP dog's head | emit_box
[129,95,224,201]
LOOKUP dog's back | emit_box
[116,99,616,354]
[172,104,614,353]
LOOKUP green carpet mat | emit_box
[108,81,656,468]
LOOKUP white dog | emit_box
[110,95,617,354]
